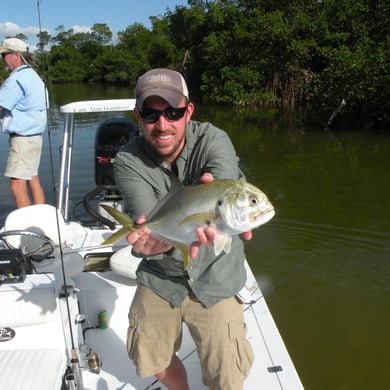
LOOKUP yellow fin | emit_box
[99,204,137,246]
[100,204,134,226]
[175,243,190,269]
[101,227,131,246]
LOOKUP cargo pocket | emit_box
[127,311,138,360]
[228,319,254,379]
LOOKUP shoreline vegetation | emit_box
[3,0,388,129]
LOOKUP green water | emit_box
[0,84,389,389]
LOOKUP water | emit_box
[1,84,389,389]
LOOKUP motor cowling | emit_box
[83,118,138,228]
[95,118,138,188]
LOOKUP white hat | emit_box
[0,38,29,53]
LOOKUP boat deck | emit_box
[74,268,303,390]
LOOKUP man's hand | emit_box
[127,215,172,255]
[189,173,252,259]
[127,173,253,260]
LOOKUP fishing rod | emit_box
[36,1,84,388]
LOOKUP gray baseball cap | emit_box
[135,68,189,110]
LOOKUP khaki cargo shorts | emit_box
[127,285,254,390]
[5,134,43,180]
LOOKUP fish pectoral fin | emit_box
[213,234,232,256]
[101,227,130,246]
[100,204,134,226]
[178,213,217,227]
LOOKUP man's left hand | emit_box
[189,173,252,259]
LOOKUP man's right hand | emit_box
[127,215,172,255]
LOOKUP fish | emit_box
[101,175,275,268]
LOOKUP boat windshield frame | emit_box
[58,99,136,221]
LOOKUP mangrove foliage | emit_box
[2,0,388,128]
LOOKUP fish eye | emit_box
[217,199,223,206]
[250,197,258,205]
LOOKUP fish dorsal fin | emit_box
[148,169,184,220]
[165,168,184,193]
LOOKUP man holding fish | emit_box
[112,68,274,390]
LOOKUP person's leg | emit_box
[155,354,190,390]
[6,135,44,208]
[28,175,45,204]
[184,295,254,390]
[127,284,190,389]
[10,178,31,208]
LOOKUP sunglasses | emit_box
[138,106,187,123]
[1,52,12,59]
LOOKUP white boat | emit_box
[0,99,304,390]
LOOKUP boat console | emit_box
[0,248,27,284]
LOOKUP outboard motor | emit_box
[83,118,138,228]
[95,118,138,188]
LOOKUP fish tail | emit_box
[100,204,137,245]
[100,204,135,227]
[101,226,132,245]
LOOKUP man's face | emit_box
[1,51,17,71]
[1,51,20,71]
[135,95,194,164]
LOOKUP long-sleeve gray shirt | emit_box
[113,120,247,308]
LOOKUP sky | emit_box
[0,0,189,47]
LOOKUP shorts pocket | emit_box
[228,319,254,379]
[127,311,138,359]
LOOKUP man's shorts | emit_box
[127,285,254,390]
[5,134,43,180]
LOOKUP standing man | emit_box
[114,68,254,390]
[0,38,47,208]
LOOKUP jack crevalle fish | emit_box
[101,176,275,268]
